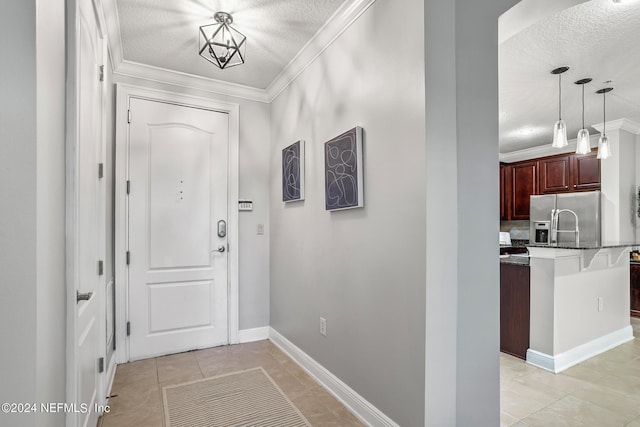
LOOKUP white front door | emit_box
[73,0,104,425]
[128,98,229,360]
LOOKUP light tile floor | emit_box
[98,340,364,427]
[100,336,640,427]
[501,337,640,426]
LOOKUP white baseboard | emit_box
[268,327,399,427]
[525,350,556,372]
[631,317,640,338]
[526,325,634,373]
[238,326,270,343]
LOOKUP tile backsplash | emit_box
[500,220,530,242]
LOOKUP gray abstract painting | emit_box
[324,127,364,211]
[282,140,304,202]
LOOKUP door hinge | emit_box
[98,357,104,373]
[126,251,130,265]
[98,260,104,276]
[126,180,130,195]
[126,322,131,336]
[127,109,131,124]
[98,163,104,179]
[99,65,104,82]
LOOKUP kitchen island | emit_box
[525,242,636,373]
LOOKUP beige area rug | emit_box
[162,367,311,427]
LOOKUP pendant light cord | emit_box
[603,91,606,135]
[558,73,562,120]
[581,83,585,129]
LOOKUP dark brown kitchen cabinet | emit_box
[508,161,538,220]
[500,152,600,220]
[572,151,601,191]
[631,262,640,318]
[539,155,571,194]
[500,263,530,359]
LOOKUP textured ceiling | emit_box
[115,0,640,152]
[499,0,640,153]
[116,0,346,89]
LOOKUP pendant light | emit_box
[596,87,613,159]
[551,67,570,148]
[574,78,592,155]
[199,12,247,69]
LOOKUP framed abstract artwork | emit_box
[324,127,364,211]
[282,140,305,202]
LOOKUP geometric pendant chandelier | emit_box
[199,12,246,69]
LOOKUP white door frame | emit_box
[66,0,109,424]
[114,83,240,363]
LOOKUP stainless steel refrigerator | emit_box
[529,190,601,245]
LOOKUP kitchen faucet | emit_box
[550,208,579,245]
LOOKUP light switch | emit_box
[257,224,264,235]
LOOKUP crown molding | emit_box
[265,0,377,101]
[114,60,270,103]
[499,134,599,163]
[101,0,267,102]
[100,0,124,70]
[591,118,640,135]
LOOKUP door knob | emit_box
[214,245,226,253]
[76,290,93,303]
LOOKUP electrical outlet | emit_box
[320,317,327,336]
[598,297,604,312]
[257,224,264,235]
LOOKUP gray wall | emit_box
[35,1,67,425]
[0,1,66,426]
[112,74,271,330]
[424,0,519,424]
[0,2,38,424]
[269,0,426,425]
[424,0,458,423]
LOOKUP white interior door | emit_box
[128,98,229,360]
[74,0,104,425]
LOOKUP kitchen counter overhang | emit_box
[527,241,636,250]
[500,254,530,266]
[527,242,634,271]
[524,242,635,373]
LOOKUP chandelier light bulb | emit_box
[597,134,611,159]
[576,128,591,154]
[552,119,568,148]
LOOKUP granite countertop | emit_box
[526,241,638,250]
[500,254,530,266]
[500,240,529,249]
